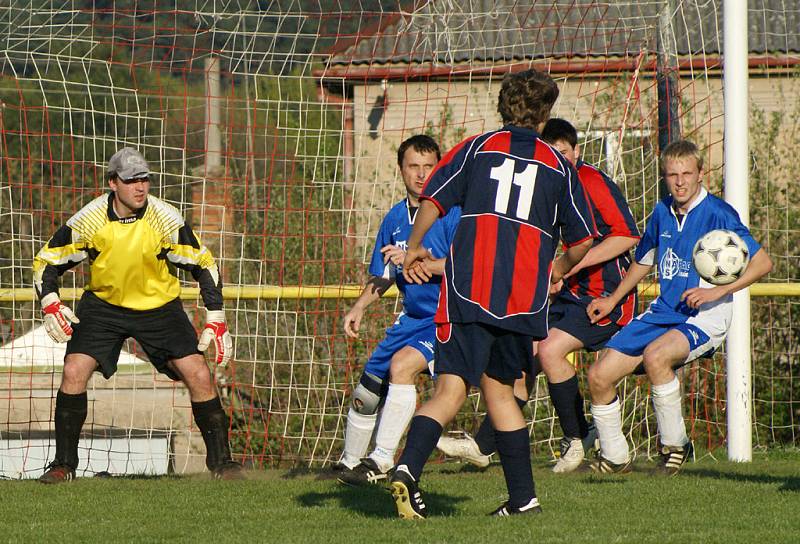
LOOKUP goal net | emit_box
[0,1,797,475]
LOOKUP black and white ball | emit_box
[692,229,750,285]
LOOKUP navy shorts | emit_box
[66,291,201,380]
[548,299,621,352]
[435,322,535,387]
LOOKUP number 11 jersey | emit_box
[421,125,597,338]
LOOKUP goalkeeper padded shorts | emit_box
[66,291,201,380]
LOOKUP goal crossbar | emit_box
[1,283,797,302]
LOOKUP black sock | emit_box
[192,397,232,471]
[54,390,88,470]
[548,375,588,439]
[495,428,536,509]
[397,415,442,481]
[474,396,527,455]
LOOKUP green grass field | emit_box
[2,451,798,543]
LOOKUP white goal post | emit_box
[724,0,752,462]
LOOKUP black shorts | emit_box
[548,298,621,352]
[434,322,535,387]
[66,291,201,380]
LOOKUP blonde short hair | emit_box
[661,139,704,172]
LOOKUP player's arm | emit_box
[405,254,447,285]
[402,199,440,282]
[166,224,232,365]
[552,238,593,285]
[568,171,640,276]
[555,160,599,284]
[565,236,639,278]
[403,138,475,282]
[587,261,652,323]
[681,248,773,309]
[33,225,87,299]
[167,224,224,309]
[32,224,87,342]
[405,206,460,285]
[343,275,394,338]
[419,255,446,276]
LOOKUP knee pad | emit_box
[351,372,386,415]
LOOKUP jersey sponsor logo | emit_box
[392,226,402,236]
[659,248,690,280]
[660,231,672,238]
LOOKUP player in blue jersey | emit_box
[389,70,596,519]
[586,139,773,474]
[336,135,461,486]
[436,118,640,473]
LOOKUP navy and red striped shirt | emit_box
[421,125,597,338]
[559,160,640,326]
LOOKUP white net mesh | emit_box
[0,1,797,475]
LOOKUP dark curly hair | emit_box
[497,70,559,130]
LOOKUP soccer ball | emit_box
[692,229,750,285]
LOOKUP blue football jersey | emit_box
[420,125,597,337]
[635,188,761,324]
[368,199,461,319]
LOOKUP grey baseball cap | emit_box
[107,147,151,180]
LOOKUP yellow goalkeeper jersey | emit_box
[33,193,223,311]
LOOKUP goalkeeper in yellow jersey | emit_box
[32,147,242,483]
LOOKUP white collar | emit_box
[671,187,707,216]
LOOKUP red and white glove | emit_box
[197,310,233,367]
[41,293,80,343]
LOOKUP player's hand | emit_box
[41,293,80,343]
[681,286,727,309]
[198,310,233,366]
[405,261,431,285]
[380,244,406,266]
[405,251,438,285]
[343,305,365,338]
[587,297,615,324]
[402,246,430,283]
[550,256,571,286]
[549,279,563,301]
[563,264,581,280]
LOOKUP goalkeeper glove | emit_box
[197,310,233,367]
[41,293,80,343]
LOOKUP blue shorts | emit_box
[363,313,436,380]
[548,299,621,352]
[435,322,535,387]
[605,318,718,368]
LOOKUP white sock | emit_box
[591,398,629,464]
[369,383,417,472]
[651,376,688,447]
[339,408,377,469]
